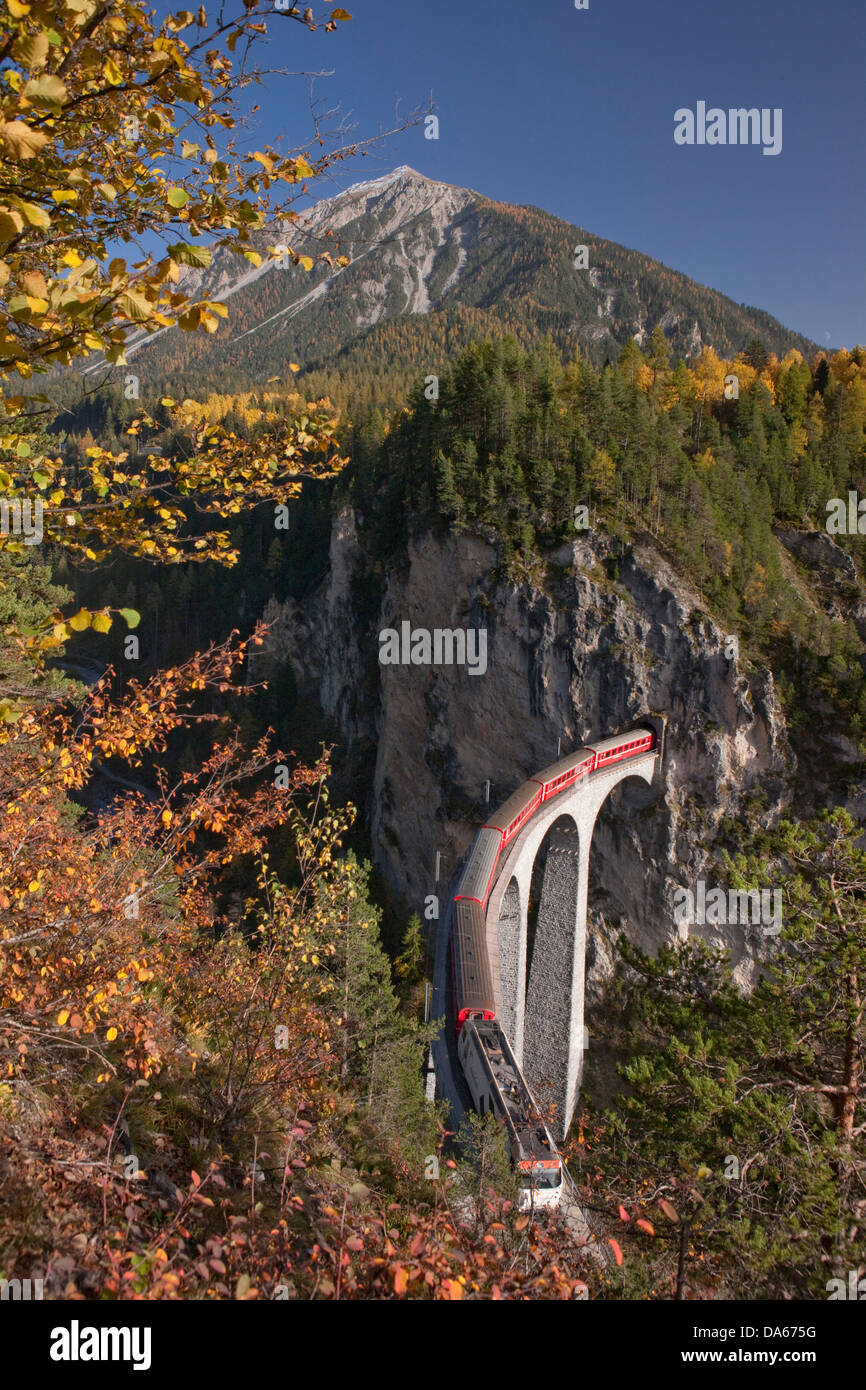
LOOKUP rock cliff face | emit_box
[254,511,795,992]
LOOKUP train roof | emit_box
[453,899,495,1014]
[456,827,502,905]
[532,748,596,785]
[587,727,654,756]
[471,1021,559,1163]
[483,779,540,835]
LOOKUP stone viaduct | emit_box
[483,740,661,1139]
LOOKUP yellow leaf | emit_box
[161,809,172,826]
[20,269,46,298]
[106,1026,118,1042]
[102,57,123,86]
[23,73,67,108]
[0,209,24,242]
[18,201,50,229]
[51,189,78,203]
[63,250,84,267]
[57,1010,69,1026]
[298,256,314,272]
[1,120,49,159]
[12,31,49,69]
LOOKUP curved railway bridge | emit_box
[447,723,663,1143]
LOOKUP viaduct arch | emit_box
[483,746,659,1139]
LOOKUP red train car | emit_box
[588,729,655,769]
[531,750,596,801]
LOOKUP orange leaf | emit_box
[608,1238,623,1266]
[636,1219,655,1236]
[659,1200,680,1223]
[393,1265,408,1295]
[443,1279,463,1300]
[618,1204,630,1222]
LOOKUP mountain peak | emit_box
[340,164,424,192]
[120,168,818,383]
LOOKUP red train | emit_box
[453,727,656,1028]
[448,727,656,1207]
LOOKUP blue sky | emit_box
[231,0,864,348]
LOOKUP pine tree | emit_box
[394,913,425,989]
[436,452,464,530]
[648,324,672,374]
[587,809,866,1300]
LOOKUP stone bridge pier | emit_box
[484,751,658,1140]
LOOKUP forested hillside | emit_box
[344,334,866,742]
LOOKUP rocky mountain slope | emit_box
[120,165,818,389]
